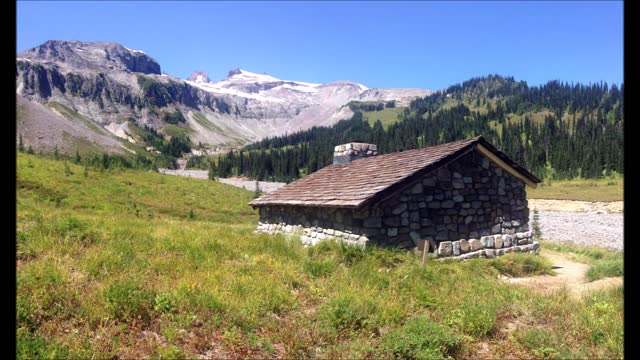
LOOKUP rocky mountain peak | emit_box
[187,70,210,83]
[18,40,161,75]
[226,68,243,79]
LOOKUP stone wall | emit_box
[333,142,378,164]
[255,149,538,258]
[369,150,530,250]
[255,206,369,247]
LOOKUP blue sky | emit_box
[17,1,623,90]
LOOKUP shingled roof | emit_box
[249,136,541,209]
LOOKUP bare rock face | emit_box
[18,40,161,75]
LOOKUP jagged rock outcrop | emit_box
[18,40,161,74]
[187,70,210,83]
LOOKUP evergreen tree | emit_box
[253,180,262,199]
[213,76,622,182]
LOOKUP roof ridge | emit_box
[347,136,482,164]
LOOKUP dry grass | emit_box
[527,177,623,202]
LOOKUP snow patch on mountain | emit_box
[124,46,145,54]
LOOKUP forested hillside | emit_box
[207,75,623,183]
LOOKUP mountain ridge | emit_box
[16,40,431,157]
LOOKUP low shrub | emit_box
[379,316,462,359]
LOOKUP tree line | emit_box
[207,75,623,182]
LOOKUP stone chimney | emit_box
[333,142,378,164]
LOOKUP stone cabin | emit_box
[249,136,542,259]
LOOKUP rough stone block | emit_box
[438,241,453,256]
[363,217,381,228]
[518,238,528,245]
[436,230,449,241]
[453,195,464,202]
[411,183,423,194]
[423,178,436,187]
[388,228,398,236]
[392,203,408,215]
[491,224,502,234]
[384,217,400,227]
[437,168,451,181]
[358,235,368,243]
[481,236,493,248]
[452,241,461,256]
[494,235,503,248]
[428,202,441,209]
[452,179,465,189]
[459,239,470,253]
[442,200,455,208]
[484,249,496,258]
[469,238,483,251]
[503,234,512,247]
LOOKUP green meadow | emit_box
[527,177,623,202]
[17,153,623,359]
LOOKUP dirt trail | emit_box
[503,252,622,299]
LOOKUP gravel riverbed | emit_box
[530,210,623,251]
